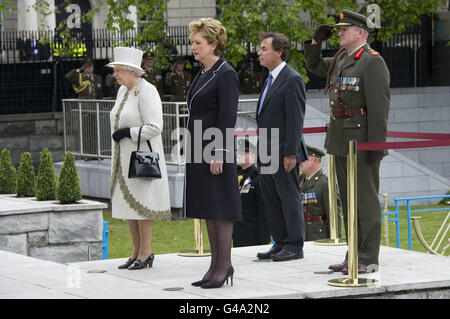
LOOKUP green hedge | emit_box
[0,149,17,194]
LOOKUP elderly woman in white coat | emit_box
[108,47,171,270]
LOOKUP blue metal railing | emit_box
[381,208,401,248]
[394,195,450,250]
[102,221,109,260]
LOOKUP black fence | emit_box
[1,23,449,115]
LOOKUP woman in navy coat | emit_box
[184,18,242,289]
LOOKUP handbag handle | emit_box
[137,126,153,152]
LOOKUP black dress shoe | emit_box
[271,249,303,262]
[201,266,234,289]
[256,245,283,259]
[128,253,154,270]
[118,257,136,269]
[191,279,209,287]
[328,260,348,272]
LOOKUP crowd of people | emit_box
[103,9,390,290]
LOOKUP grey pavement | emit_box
[1,242,449,299]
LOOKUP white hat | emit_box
[106,47,144,72]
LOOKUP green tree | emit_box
[56,151,82,204]
[0,149,17,194]
[36,148,57,201]
[217,0,448,77]
[105,0,172,70]
[16,152,36,197]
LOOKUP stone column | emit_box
[17,0,39,31]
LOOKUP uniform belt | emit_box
[304,214,327,224]
[331,107,367,119]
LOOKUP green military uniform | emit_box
[304,10,390,266]
[141,51,163,96]
[64,59,103,99]
[300,168,330,241]
[238,69,261,94]
[142,67,163,95]
[105,73,120,99]
[165,70,191,102]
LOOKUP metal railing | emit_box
[62,98,258,170]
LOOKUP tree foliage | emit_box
[16,152,36,198]
[217,0,448,77]
[0,148,17,194]
[36,148,57,201]
[56,151,82,204]
[105,0,172,70]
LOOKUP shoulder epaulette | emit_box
[354,48,364,59]
[369,49,379,56]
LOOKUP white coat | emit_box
[109,78,171,220]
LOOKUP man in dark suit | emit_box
[17,31,31,62]
[255,32,308,262]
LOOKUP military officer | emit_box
[65,58,103,99]
[233,139,271,247]
[141,51,163,96]
[299,145,330,241]
[105,73,120,99]
[165,57,191,102]
[304,9,390,274]
[238,58,262,94]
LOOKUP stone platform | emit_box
[1,242,449,299]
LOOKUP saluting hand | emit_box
[313,24,334,43]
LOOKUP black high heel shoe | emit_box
[201,266,234,289]
[191,279,209,287]
[118,257,136,269]
[128,253,154,270]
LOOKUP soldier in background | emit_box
[141,51,163,96]
[165,57,191,102]
[233,139,271,248]
[238,57,262,94]
[65,58,103,99]
[300,145,341,241]
[105,73,120,99]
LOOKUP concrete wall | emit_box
[0,195,106,263]
[0,112,65,167]
[167,0,216,26]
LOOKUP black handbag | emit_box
[128,126,162,179]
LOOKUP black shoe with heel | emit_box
[118,257,136,269]
[128,253,154,270]
[201,266,234,289]
[191,279,209,287]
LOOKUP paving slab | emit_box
[1,242,449,299]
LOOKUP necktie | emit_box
[258,73,273,116]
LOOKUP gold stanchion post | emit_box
[383,193,390,247]
[178,219,211,257]
[315,154,346,246]
[328,140,378,287]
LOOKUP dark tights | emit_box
[202,219,233,282]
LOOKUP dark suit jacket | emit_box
[183,56,242,221]
[256,63,308,165]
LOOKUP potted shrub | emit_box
[56,151,82,204]
[16,152,36,197]
[0,148,17,194]
[36,148,57,201]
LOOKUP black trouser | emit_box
[259,164,305,251]
[335,156,381,266]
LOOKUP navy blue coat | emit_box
[183,56,242,221]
